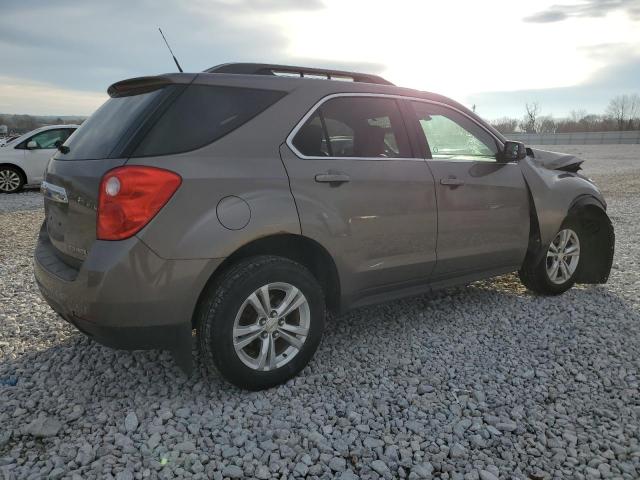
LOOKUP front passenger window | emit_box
[25,129,72,150]
[412,102,498,161]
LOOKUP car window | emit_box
[58,87,171,160]
[411,102,498,161]
[133,85,287,157]
[25,129,73,150]
[292,96,412,158]
[291,113,331,156]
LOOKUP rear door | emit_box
[408,101,529,279]
[280,95,438,303]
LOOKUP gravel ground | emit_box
[0,188,42,214]
[1,145,639,480]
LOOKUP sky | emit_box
[0,0,639,120]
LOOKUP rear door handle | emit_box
[440,177,465,187]
[315,173,351,184]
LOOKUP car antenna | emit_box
[158,27,183,73]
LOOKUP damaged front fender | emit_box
[519,149,614,284]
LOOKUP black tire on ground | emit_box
[0,166,25,193]
[519,216,583,295]
[196,255,326,390]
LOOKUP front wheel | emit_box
[196,256,325,390]
[519,219,582,295]
[0,166,25,193]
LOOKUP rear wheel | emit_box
[0,166,24,193]
[519,218,582,295]
[196,256,325,390]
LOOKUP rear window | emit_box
[58,87,169,161]
[132,85,286,157]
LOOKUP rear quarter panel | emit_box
[129,85,316,260]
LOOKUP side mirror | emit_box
[501,141,527,161]
[26,140,38,150]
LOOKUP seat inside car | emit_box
[354,125,386,157]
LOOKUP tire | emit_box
[196,255,325,390]
[0,166,25,193]
[519,217,583,295]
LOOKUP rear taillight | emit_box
[97,166,181,240]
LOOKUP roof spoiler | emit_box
[107,76,175,97]
[205,63,394,86]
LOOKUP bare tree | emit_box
[490,117,519,134]
[538,116,557,134]
[606,94,640,130]
[521,102,540,133]
[569,109,588,123]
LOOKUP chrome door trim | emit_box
[285,92,505,161]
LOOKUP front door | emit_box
[280,95,438,303]
[409,101,529,280]
[22,128,74,183]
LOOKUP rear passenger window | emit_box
[133,85,286,157]
[292,97,412,158]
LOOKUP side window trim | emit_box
[286,93,503,161]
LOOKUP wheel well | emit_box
[0,163,26,183]
[193,234,341,326]
[568,202,614,284]
[523,193,614,285]
[523,183,543,259]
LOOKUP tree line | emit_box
[490,94,640,134]
[0,114,85,135]
[3,93,639,137]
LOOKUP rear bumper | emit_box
[34,222,222,353]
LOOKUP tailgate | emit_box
[43,158,127,267]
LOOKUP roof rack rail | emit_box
[204,63,394,86]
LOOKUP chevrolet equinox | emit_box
[34,63,614,390]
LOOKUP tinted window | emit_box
[133,85,286,157]
[24,129,74,149]
[412,102,498,161]
[292,113,330,157]
[293,97,412,158]
[58,88,169,160]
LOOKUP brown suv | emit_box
[34,63,614,390]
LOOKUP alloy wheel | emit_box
[0,169,21,193]
[232,282,310,371]
[546,228,580,285]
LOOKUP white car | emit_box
[0,125,78,193]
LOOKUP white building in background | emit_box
[0,125,7,136]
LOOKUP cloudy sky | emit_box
[1,0,639,120]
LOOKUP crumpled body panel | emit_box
[519,150,613,284]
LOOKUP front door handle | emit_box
[315,172,351,184]
[440,177,465,187]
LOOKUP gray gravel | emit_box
[0,188,42,214]
[1,145,639,479]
